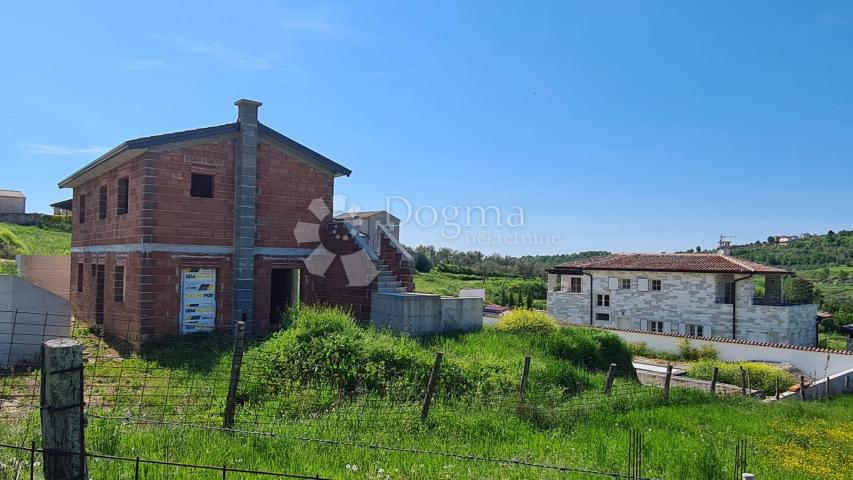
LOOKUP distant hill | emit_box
[0,222,71,257]
[730,230,853,271]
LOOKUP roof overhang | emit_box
[57,145,147,189]
[547,266,791,275]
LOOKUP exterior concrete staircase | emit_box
[375,260,409,293]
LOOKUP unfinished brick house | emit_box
[59,99,414,345]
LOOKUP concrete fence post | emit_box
[739,366,747,396]
[223,319,246,429]
[604,363,617,397]
[421,352,443,421]
[663,364,673,400]
[40,338,88,480]
[710,366,719,395]
[742,474,755,480]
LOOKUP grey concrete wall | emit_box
[370,292,482,335]
[0,213,41,226]
[0,275,71,367]
[788,367,853,400]
[547,270,816,346]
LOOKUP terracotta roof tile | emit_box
[552,253,789,274]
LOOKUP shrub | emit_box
[677,339,718,361]
[687,359,796,395]
[39,215,72,232]
[496,310,557,334]
[414,253,433,273]
[0,227,25,259]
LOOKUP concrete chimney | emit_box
[232,99,262,333]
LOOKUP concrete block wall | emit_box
[0,196,25,214]
[16,255,71,300]
[378,230,415,292]
[370,292,483,335]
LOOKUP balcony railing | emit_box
[752,297,810,306]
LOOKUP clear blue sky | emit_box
[1,1,851,255]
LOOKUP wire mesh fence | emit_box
[1,307,766,479]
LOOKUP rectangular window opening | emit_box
[114,266,125,303]
[595,313,610,322]
[191,173,214,198]
[649,321,664,333]
[687,324,704,337]
[79,195,86,223]
[117,177,129,215]
[98,185,107,219]
[651,279,662,291]
[596,294,610,307]
[569,277,582,293]
[620,278,631,290]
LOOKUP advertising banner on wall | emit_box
[180,268,216,335]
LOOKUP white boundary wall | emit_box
[594,327,853,378]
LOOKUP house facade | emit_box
[58,99,414,346]
[0,189,25,214]
[547,253,817,346]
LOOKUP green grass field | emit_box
[2,307,851,479]
[0,222,71,256]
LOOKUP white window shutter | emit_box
[663,321,671,333]
[640,320,648,331]
[608,277,618,290]
[638,278,649,292]
[678,323,686,335]
[703,324,713,338]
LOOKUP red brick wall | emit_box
[72,156,147,247]
[379,232,416,292]
[255,141,334,248]
[145,141,236,246]
[70,251,143,344]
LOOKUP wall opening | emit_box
[270,269,297,326]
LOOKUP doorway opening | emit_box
[95,264,105,325]
[270,269,298,327]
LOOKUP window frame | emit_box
[595,313,610,322]
[687,324,704,337]
[648,320,664,333]
[596,294,610,307]
[190,173,215,198]
[651,279,662,291]
[569,276,583,294]
[620,278,631,290]
[552,274,562,292]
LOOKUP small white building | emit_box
[547,253,817,346]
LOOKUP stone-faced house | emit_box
[547,253,817,346]
[0,189,26,214]
[58,99,415,346]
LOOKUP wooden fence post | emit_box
[223,319,246,429]
[775,377,780,400]
[519,356,531,404]
[739,366,747,396]
[799,376,806,400]
[825,376,831,401]
[663,364,673,400]
[710,366,719,395]
[604,363,617,397]
[421,352,443,421]
[40,338,88,480]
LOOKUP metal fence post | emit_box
[40,338,88,480]
[663,364,673,400]
[223,319,246,429]
[710,366,719,395]
[421,352,443,421]
[604,363,617,396]
[519,356,531,404]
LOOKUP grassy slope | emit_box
[414,270,488,296]
[0,222,71,256]
[4,318,852,479]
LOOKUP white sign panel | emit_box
[180,268,216,335]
